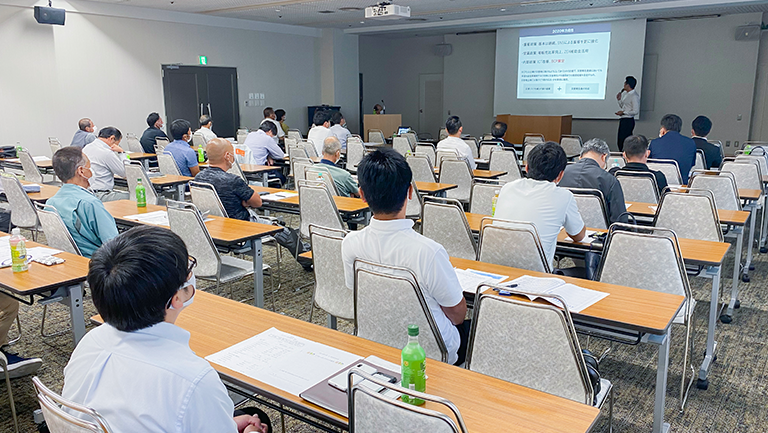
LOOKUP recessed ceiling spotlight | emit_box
[275,9,280,12]
[360,21,365,24]
[500,8,506,11]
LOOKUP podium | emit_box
[495,114,572,144]
[363,114,401,142]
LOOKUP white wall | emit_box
[749,12,768,142]
[0,0,322,156]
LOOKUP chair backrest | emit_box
[462,138,479,158]
[402,132,418,148]
[125,161,159,205]
[302,141,319,158]
[523,133,545,145]
[18,149,44,184]
[227,159,247,182]
[309,226,353,320]
[49,138,62,157]
[157,152,182,176]
[407,154,437,183]
[353,259,448,362]
[435,149,459,169]
[346,139,365,174]
[655,189,723,242]
[284,137,298,148]
[605,153,626,171]
[414,144,436,167]
[689,170,741,211]
[438,159,472,202]
[189,181,228,218]
[466,291,592,405]
[288,144,309,160]
[438,128,448,140]
[348,368,467,433]
[567,188,610,230]
[166,201,220,278]
[560,135,583,158]
[1,174,38,229]
[477,218,551,273]
[392,136,412,156]
[298,179,344,240]
[368,129,385,144]
[721,161,762,190]
[488,148,522,182]
[694,149,706,170]
[154,137,169,151]
[478,142,499,160]
[468,180,502,215]
[191,132,206,149]
[421,197,476,260]
[123,133,144,153]
[522,143,537,165]
[405,180,423,219]
[35,204,82,255]
[32,377,113,433]
[647,159,682,185]
[305,165,339,196]
[615,170,659,204]
[291,157,314,184]
[236,129,248,144]
[734,155,768,180]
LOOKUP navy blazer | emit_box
[649,131,697,184]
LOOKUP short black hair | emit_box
[692,115,712,137]
[625,76,637,89]
[263,107,274,119]
[98,126,122,141]
[491,121,507,139]
[660,114,682,133]
[624,135,649,158]
[331,111,344,126]
[78,118,91,131]
[170,119,192,141]
[275,109,286,122]
[52,147,86,182]
[199,115,212,127]
[147,112,161,128]
[313,110,331,127]
[259,121,277,135]
[357,148,412,215]
[527,141,567,182]
[88,226,188,332]
[445,116,462,135]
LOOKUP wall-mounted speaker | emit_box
[735,25,761,41]
[34,6,65,25]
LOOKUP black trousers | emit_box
[617,118,635,152]
[454,319,472,366]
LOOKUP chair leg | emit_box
[679,316,695,413]
[41,304,70,338]
[4,363,19,433]
[6,315,21,345]
[608,385,614,433]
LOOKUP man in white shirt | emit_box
[308,110,333,157]
[259,107,285,145]
[330,111,351,151]
[342,148,469,365]
[244,122,286,185]
[62,226,269,433]
[494,142,586,267]
[615,75,640,152]
[82,126,130,202]
[196,115,218,144]
[436,115,476,170]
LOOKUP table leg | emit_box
[649,330,671,433]
[742,205,757,280]
[723,226,744,323]
[140,159,149,171]
[262,173,268,187]
[436,191,447,198]
[176,184,184,202]
[251,237,264,308]
[699,266,721,388]
[65,284,86,346]
[760,196,768,251]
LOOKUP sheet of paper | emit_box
[0,237,12,264]
[505,275,566,298]
[28,246,63,257]
[124,211,170,226]
[261,192,299,201]
[584,229,598,238]
[454,268,508,294]
[547,283,610,313]
[206,327,362,396]
[624,203,632,209]
[649,205,658,212]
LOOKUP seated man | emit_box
[330,111,351,151]
[139,112,168,154]
[164,119,200,177]
[436,116,476,169]
[195,138,262,221]
[244,122,286,185]
[260,107,285,145]
[318,136,359,198]
[196,115,217,145]
[307,110,333,157]
[342,149,469,365]
[691,115,722,169]
[1,293,43,378]
[494,142,585,267]
[47,147,119,257]
[559,138,627,223]
[82,126,130,202]
[649,114,696,184]
[489,121,514,149]
[610,135,668,194]
[70,118,96,149]
[62,226,269,433]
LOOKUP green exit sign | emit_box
[199,55,208,65]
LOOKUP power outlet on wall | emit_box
[726,141,731,147]
[735,141,740,148]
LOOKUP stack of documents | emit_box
[0,236,62,267]
[454,268,508,294]
[500,275,609,313]
[261,192,298,201]
[124,211,212,227]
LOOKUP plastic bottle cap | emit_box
[11,228,20,235]
[407,324,419,336]
[137,178,142,182]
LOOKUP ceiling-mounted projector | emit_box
[365,3,410,19]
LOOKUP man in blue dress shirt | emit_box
[69,118,96,149]
[164,119,200,177]
[649,114,696,184]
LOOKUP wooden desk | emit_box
[250,186,369,215]
[114,174,192,201]
[93,291,600,433]
[20,180,60,202]
[625,201,750,226]
[434,168,507,179]
[739,188,761,201]
[414,181,457,196]
[103,200,281,307]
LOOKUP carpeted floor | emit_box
[2,214,768,432]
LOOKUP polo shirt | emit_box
[319,159,358,197]
[46,184,119,258]
[196,127,217,144]
[342,218,464,364]
[82,139,128,191]
[308,125,333,156]
[330,124,351,150]
[70,130,96,149]
[244,130,285,165]
[194,167,255,221]
[140,127,168,154]
[559,158,627,223]
[62,322,237,433]
[165,140,199,177]
[436,136,477,169]
[494,178,584,265]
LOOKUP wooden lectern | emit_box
[495,114,572,144]
[363,114,402,142]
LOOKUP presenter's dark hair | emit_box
[199,115,212,127]
[313,110,331,127]
[275,109,286,122]
[625,76,637,89]
[88,226,188,332]
[52,147,86,182]
[660,114,682,133]
[357,148,412,215]
[331,111,344,126]
[527,142,567,182]
[147,112,161,128]
[78,118,91,131]
[98,127,122,141]
[692,116,712,137]
[263,107,275,118]
[491,121,507,139]
[445,116,462,135]
[623,135,650,158]
[259,121,277,135]
[170,119,192,140]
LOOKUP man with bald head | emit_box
[70,118,97,148]
[194,138,262,221]
[319,136,359,198]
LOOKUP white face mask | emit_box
[169,274,196,310]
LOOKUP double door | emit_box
[162,65,240,139]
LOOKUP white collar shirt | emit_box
[260,118,285,143]
[197,127,217,144]
[341,218,464,364]
[437,136,477,169]
[330,124,351,150]
[62,322,237,433]
[494,178,585,265]
[244,129,285,165]
[618,89,640,118]
[82,139,128,191]
[308,125,333,157]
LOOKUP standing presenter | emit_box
[615,76,640,151]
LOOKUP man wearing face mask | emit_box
[194,138,262,221]
[140,112,168,154]
[62,226,271,433]
[47,147,119,258]
[82,126,130,202]
[165,119,200,177]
